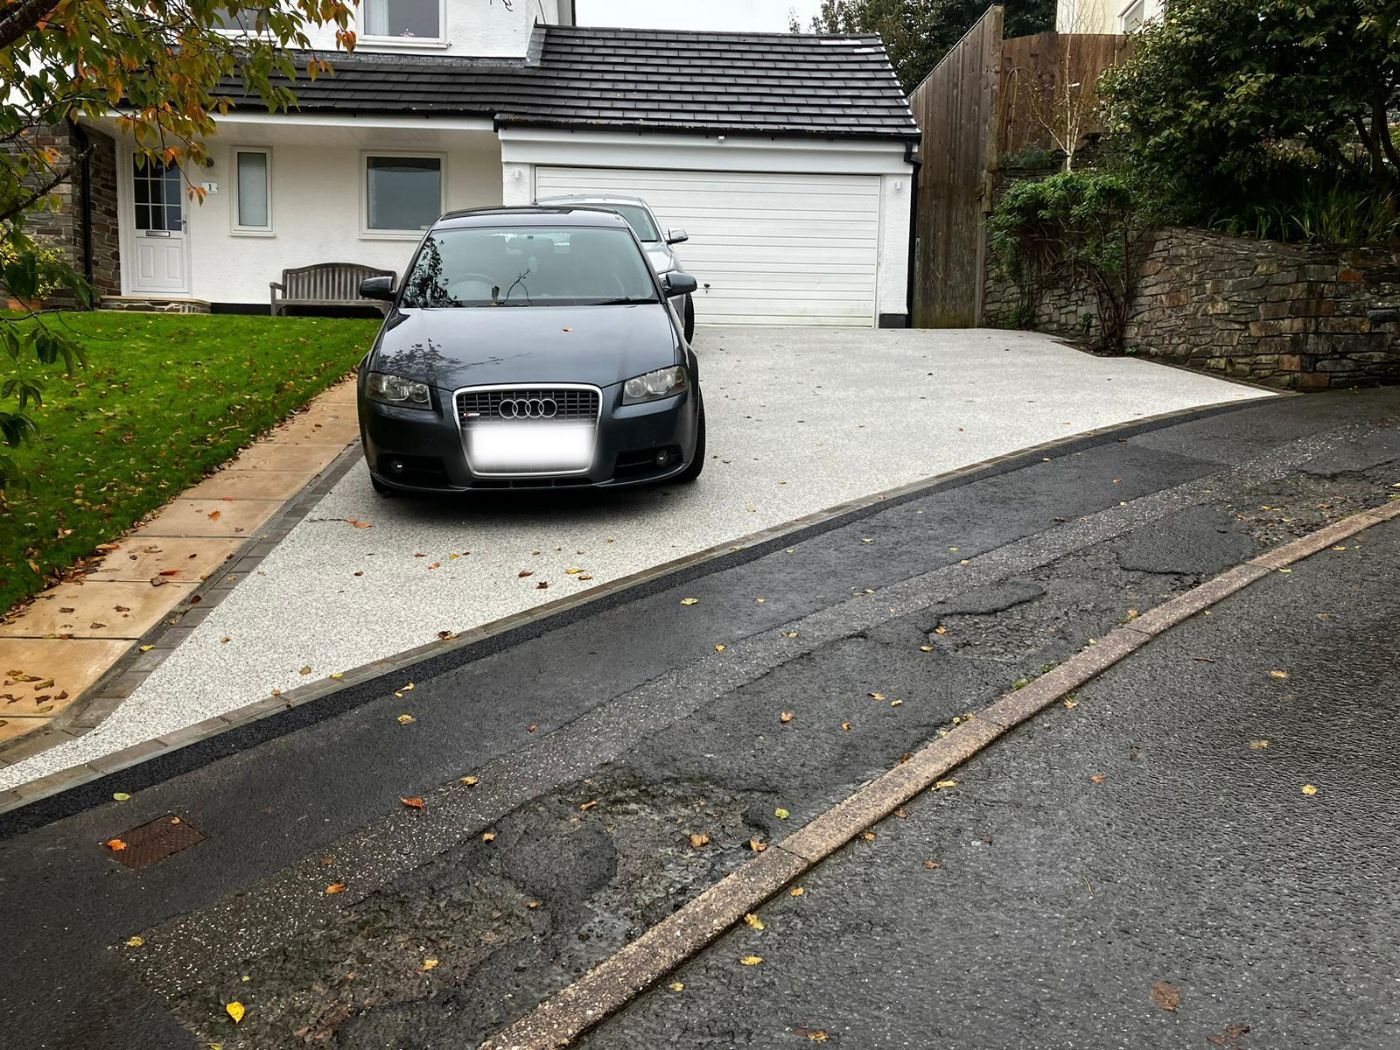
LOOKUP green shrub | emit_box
[987,171,1157,353]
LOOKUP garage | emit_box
[535,166,882,327]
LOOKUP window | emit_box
[607,204,661,244]
[133,159,183,232]
[1120,0,1146,31]
[212,6,260,33]
[364,155,442,234]
[233,148,272,233]
[363,0,441,39]
[400,226,658,308]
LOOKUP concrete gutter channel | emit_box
[482,501,1400,1050]
[0,394,1276,826]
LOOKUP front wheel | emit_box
[683,294,695,342]
[677,396,705,483]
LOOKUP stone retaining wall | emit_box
[984,225,1400,389]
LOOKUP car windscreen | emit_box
[400,226,659,308]
[606,204,661,243]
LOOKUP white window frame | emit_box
[231,146,275,237]
[1119,0,1147,31]
[357,0,449,49]
[360,150,447,240]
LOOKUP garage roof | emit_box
[217,25,919,140]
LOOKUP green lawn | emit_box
[0,311,379,615]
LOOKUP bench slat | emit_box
[271,262,394,315]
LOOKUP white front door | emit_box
[127,157,190,295]
[534,166,882,326]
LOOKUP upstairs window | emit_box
[363,0,441,40]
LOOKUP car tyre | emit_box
[370,472,397,497]
[683,294,695,342]
[677,396,705,483]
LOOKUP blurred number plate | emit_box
[467,421,594,475]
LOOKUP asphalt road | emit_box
[0,387,1394,1050]
[0,325,1266,790]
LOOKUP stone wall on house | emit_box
[2,123,121,303]
[984,226,1400,390]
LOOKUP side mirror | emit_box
[359,275,395,301]
[666,229,689,246]
[663,272,698,297]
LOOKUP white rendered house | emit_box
[69,0,920,326]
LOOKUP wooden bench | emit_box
[270,262,396,316]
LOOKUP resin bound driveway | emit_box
[0,327,1271,791]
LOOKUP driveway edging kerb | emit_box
[0,393,1275,818]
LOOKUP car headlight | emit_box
[622,365,687,405]
[367,371,432,408]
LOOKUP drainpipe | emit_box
[70,119,95,290]
[904,138,921,329]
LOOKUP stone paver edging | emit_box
[0,394,1276,811]
[479,498,1400,1050]
[0,378,360,760]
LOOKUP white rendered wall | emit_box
[144,122,503,303]
[296,0,548,58]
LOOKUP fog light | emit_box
[388,458,406,474]
[655,450,671,467]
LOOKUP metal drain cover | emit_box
[106,815,205,871]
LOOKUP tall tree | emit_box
[797,0,1055,93]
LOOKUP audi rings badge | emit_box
[498,397,558,419]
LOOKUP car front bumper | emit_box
[358,379,701,492]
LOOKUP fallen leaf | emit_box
[207,510,221,521]
[579,799,599,811]
[518,569,534,578]
[1090,773,1107,784]
[421,958,439,971]
[868,692,886,701]
[325,882,346,895]
[125,935,144,948]
[774,807,790,820]
[919,645,934,652]
[1063,698,1078,709]
[565,567,584,575]
[400,796,425,809]
[482,830,497,842]
[1205,1023,1252,1047]
[112,792,130,802]
[158,568,179,576]
[861,831,877,842]
[890,699,904,708]
[526,723,538,733]
[346,519,373,529]
[226,1001,245,1024]
[779,710,795,724]
[680,597,699,606]
[1269,670,1289,680]
[536,581,549,589]
[1149,980,1181,1012]
[739,955,764,966]
[743,912,765,930]
[748,837,767,853]
[933,779,958,791]
[1248,739,1270,750]
[437,630,457,641]
[840,721,852,731]
[790,886,805,897]
[460,775,479,786]
[105,838,128,852]
[688,832,711,849]
[329,672,344,680]
[805,1032,829,1043]
[298,665,312,675]
[1302,783,1318,796]
[669,981,685,992]
[397,714,416,725]
[934,626,948,635]
[714,643,727,653]
[922,859,942,870]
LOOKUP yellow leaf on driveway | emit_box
[225,1001,245,1024]
[739,955,764,966]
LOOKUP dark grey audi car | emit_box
[355,206,703,494]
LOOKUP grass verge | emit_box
[0,311,378,615]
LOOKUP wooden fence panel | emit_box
[999,32,1132,158]
[908,5,1004,328]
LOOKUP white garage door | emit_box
[535,166,881,326]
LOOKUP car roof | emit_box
[535,193,653,209]
[433,206,634,230]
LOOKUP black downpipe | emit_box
[70,119,95,289]
[904,138,921,329]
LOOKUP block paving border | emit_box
[0,378,360,764]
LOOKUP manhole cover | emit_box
[105,815,205,871]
